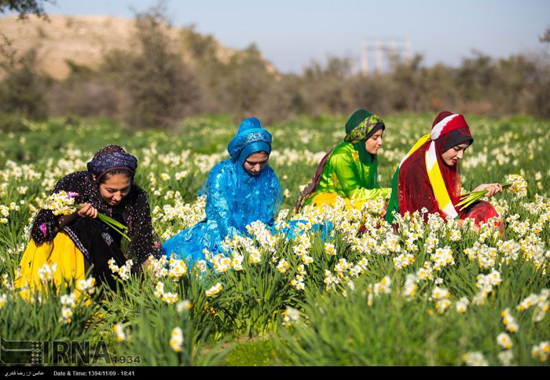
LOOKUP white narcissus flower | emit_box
[114,323,126,342]
[176,300,192,314]
[250,249,262,264]
[277,259,289,274]
[324,243,336,256]
[463,352,489,366]
[60,293,76,308]
[170,327,183,352]
[498,350,514,366]
[162,292,179,305]
[497,333,513,349]
[432,286,450,300]
[61,307,73,320]
[206,283,223,297]
[456,297,469,314]
[282,307,300,327]
[154,281,164,298]
[76,277,96,294]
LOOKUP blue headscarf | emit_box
[161,117,282,265]
[227,117,272,168]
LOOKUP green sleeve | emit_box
[385,167,400,224]
[331,153,391,201]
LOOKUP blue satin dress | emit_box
[161,158,283,265]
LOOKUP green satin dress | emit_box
[305,142,390,207]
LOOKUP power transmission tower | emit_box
[360,36,411,75]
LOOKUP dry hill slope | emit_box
[0,14,266,79]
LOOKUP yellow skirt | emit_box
[15,232,87,300]
[309,192,367,210]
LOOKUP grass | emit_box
[1,113,549,366]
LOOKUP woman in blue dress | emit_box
[161,117,283,266]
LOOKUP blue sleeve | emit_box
[204,163,241,239]
[267,169,283,224]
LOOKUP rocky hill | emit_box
[0,14,267,79]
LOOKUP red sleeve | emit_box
[397,148,446,222]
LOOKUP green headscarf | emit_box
[344,109,385,188]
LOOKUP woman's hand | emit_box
[77,203,98,218]
[472,183,503,198]
[142,258,152,269]
[59,203,97,227]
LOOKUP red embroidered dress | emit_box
[386,112,499,225]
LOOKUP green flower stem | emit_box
[457,182,513,211]
[98,214,128,230]
[74,205,131,241]
[98,214,131,241]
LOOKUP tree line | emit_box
[1,3,549,130]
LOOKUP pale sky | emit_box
[10,0,550,73]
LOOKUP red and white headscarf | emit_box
[395,111,472,219]
[431,113,468,139]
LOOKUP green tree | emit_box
[0,1,53,122]
[104,4,201,129]
[349,73,393,115]
[456,51,498,103]
[421,63,460,111]
[47,60,121,118]
[300,55,355,116]
[0,0,54,19]
[221,43,275,119]
[0,36,49,120]
[539,26,550,43]
[389,54,428,112]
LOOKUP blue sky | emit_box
[17,0,550,73]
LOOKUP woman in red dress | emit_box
[386,111,502,230]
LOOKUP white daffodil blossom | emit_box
[498,350,514,366]
[162,292,179,305]
[456,297,469,314]
[114,323,126,342]
[206,283,223,297]
[531,341,550,362]
[277,259,290,274]
[170,327,183,352]
[176,300,192,314]
[463,352,489,366]
[497,332,513,350]
[154,281,164,298]
[282,307,300,327]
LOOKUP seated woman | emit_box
[295,109,391,212]
[161,117,283,266]
[16,145,161,296]
[385,111,502,228]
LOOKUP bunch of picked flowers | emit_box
[40,191,130,241]
[456,174,528,211]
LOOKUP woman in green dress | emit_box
[295,109,391,212]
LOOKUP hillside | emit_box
[0,14,268,79]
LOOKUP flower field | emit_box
[0,113,549,366]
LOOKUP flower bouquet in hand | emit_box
[39,191,130,241]
[456,174,528,211]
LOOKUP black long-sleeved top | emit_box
[31,171,161,265]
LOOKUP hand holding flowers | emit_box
[471,183,503,198]
[457,174,527,211]
[76,202,99,219]
[41,191,130,241]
